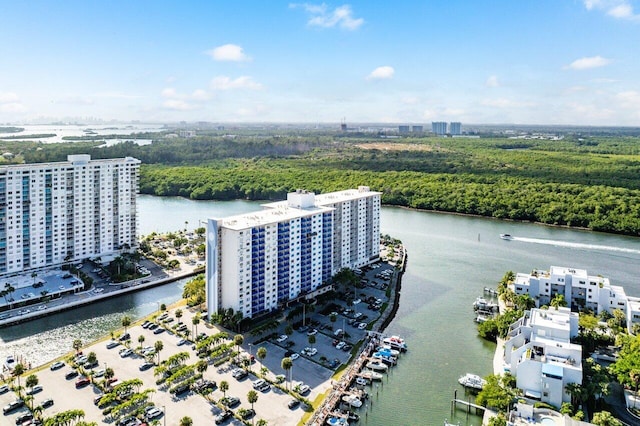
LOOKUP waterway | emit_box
[2,195,640,425]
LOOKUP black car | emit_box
[240,408,255,420]
[65,370,79,380]
[173,383,190,395]
[15,413,34,424]
[153,327,165,335]
[222,396,240,407]
[215,410,233,424]
[288,398,300,409]
[41,398,54,408]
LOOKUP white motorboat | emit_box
[366,360,388,372]
[355,377,369,386]
[341,394,363,408]
[458,373,486,390]
[500,233,513,240]
[382,335,407,351]
[359,370,383,381]
[473,297,498,312]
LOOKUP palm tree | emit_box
[234,334,244,364]
[138,335,145,349]
[281,357,293,390]
[257,347,267,372]
[630,370,640,408]
[13,363,25,394]
[550,294,567,309]
[196,360,208,375]
[308,335,316,349]
[3,283,15,309]
[121,315,131,335]
[179,416,193,426]
[256,419,268,426]
[25,374,38,403]
[104,367,115,388]
[192,313,201,337]
[175,309,182,322]
[247,390,258,425]
[155,340,164,364]
[73,338,83,354]
[86,352,97,367]
[220,380,229,399]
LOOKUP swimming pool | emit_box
[539,416,556,425]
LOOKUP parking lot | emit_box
[1,262,397,425]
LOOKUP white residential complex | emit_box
[504,307,582,408]
[510,265,640,332]
[0,154,140,275]
[206,186,381,319]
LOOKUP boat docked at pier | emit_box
[473,297,498,312]
[458,373,486,390]
[382,335,407,352]
[365,360,388,372]
[358,370,383,381]
[341,394,363,408]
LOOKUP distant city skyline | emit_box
[1,1,639,125]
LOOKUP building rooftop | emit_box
[215,204,334,230]
[550,266,587,278]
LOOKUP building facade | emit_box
[0,155,140,275]
[206,186,381,319]
[432,121,447,135]
[503,307,582,407]
[449,122,462,135]
[510,266,640,332]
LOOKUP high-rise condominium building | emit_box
[449,122,462,135]
[432,121,447,135]
[0,154,140,275]
[206,186,381,319]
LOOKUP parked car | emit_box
[276,334,288,343]
[119,348,133,358]
[41,398,54,408]
[153,327,165,335]
[145,407,163,420]
[75,377,90,388]
[0,384,8,394]
[215,410,233,424]
[232,368,248,380]
[252,379,266,390]
[139,362,154,371]
[307,328,318,336]
[2,399,24,414]
[288,398,300,409]
[106,341,120,349]
[221,396,240,407]
[50,361,65,370]
[15,412,34,424]
[27,385,43,395]
[65,370,79,380]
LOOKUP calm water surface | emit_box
[2,195,640,425]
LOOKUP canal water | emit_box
[2,195,640,425]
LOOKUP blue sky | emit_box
[1,0,640,125]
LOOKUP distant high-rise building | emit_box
[449,122,462,135]
[411,125,423,133]
[398,125,410,134]
[432,122,447,135]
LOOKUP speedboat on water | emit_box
[382,335,407,351]
[500,234,513,240]
[458,373,486,390]
[365,360,388,372]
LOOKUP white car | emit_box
[93,369,105,378]
[296,384,310,395]
[252,379,266,389]
[146,407,163,420]
[276,334,288,343]
[336,341,346,350]
[305,347,317,356]
[358,322,367,330]
[290,353,300,360]
[119,348,133,358]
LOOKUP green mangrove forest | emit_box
[2,129,640,236]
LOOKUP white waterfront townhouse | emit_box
[503,307,582,407]
[510,266,640,332]
[206,186,381,319]
[0,154,140,275]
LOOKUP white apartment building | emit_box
[0,154,140,275]
[504,307,582,407]
[206,186,381,319]
[510,266,640,332]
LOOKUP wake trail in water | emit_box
[511,237,640,255]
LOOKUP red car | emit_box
[75,377,90,388]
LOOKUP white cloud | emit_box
[481,98,535,108]
[616,90,640,108]
[291,3,364,30]
[0,92,26,113]
[0,92,20,103]
[206,44,250,62]
[57,96,95,105]
[565,56,611,70]
[162,99,198,111]
[366,66,394,80]
[210,76,263,91]
[485,75,500,88]
[582,0,640,20]
[191,89,212,101]
[401,96,420,105]
[161,88,180,99]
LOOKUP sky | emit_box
[1,0,640,125]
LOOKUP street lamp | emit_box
[162,405,166,426]
[248,343,252,358]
